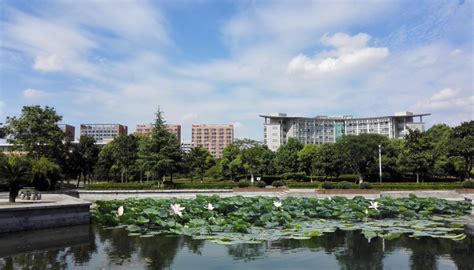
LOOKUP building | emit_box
[181,141,192,153]
[80,124,128,143]
[191,124,234,158]
[135,124,181,142]
[58,124,75,142]
[260,112,430,151]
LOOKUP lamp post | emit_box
[378,144,382,183]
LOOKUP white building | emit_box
[181,141,192,153]
[261,112,430,151]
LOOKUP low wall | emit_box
[0,194,91,233]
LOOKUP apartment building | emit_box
[180,141,192,153]
[135,124,181,142]
[261,112,430,151]
[191,124,234,158]
[80,124,128,143]
[58,124,75,142]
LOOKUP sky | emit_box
[0,0,473,141]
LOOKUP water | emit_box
[0,224,473,270]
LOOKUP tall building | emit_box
[181,141,192,153]
[191,124,234,158]
[135,124,181,142]
[80,124,128,143]
[260,112,430,151]
[58,124,75,142]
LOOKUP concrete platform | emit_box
[0,194,91,233]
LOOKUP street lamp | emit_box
[378,144,382,183]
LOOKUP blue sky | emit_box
[0,0,472,141]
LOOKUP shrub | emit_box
[321,181,334,189]
[337,181,355,189]
[462,179,474,189]
[84,182,158,190]
[281,172,307,181]
[237,180,250,188]
[256,181,266,188]
[262,175,282,184]
[359,182,373,189]
[272,180,284,187]
[286,181,321,188]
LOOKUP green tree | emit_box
[240,145,266,183]
[5,105,65,161]
[110,134,138,183]
[74,135,99,187]
[0,155,31,202]
[31,157,61,191]
[137,109,182,183]
[297,144,320,182]
[221,144,243,181]
[336,134,388,182]
[447,121,474,179]
[275,138,304,174]
[190,146,215,181]
[96,143,115,182]
[398,129,434,183]
[316,143,344,178]
[426,124,452,177]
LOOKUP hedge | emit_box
[286,181,321,188]
[371,182,462,190]
[84,182,158,190]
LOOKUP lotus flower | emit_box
[369,201,379,211]
[207,203,215,211]
[117,206,124,217]
[327,197,332,200]
[365,209,369,215]
[170,204,185,217]
[273,201,282,208]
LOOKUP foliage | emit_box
[271,180,284,187]
[85,182,158,190]
[0,155,31,202]
[337,181,355,189]
[93,196,472,245]
[321,181,335,189]
[447,121,474,180]
[285,181,321,188]
[281,172,307,181]
[461,179,474,189]
[274,138,304,174]
[237,180,250,188]
[73,135,100,187]
[359,182,373,189]
[297,144,319,181]
[5,105,65,161]
[189,147,215,181]
[398,129,434,183]
[256,181,266,188]
[31,157,61,191]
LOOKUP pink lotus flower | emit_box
[117,206,124,217]
[207,203,215,211]
[170,204,185,217]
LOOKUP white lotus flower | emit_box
[170,204,185,217]
[117,206,124,217]
[273,201,282,208]
[207,203,215,211]
[369,201,379,211]
[327,197,332,200]
[365,209,369,215]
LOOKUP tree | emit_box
[136,109,182,183]
[31,157,61,191]
[0,155,31,202]
[336,134,388,182]
[275,138,304,174]
[74,135,99,187]
[96,143,115,182]
[221,144,243,181]
[189,146,215,181]
[240,145,266,183]
[110,135,138,183]
[398,129,434,183]
[426,124,452,177]
[316,143,344,178]
[5,105,65,161]
[297,144,320,182]
[447,121,474,180]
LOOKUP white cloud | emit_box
[22,88,49,99]
[33,54,63,72]
[287,32,389,74]
[416,88,473,111]
[181,113,199,122]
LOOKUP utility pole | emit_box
[378,144,382,183]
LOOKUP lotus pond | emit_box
[93,195,473,244]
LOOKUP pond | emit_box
[0,224,473,270]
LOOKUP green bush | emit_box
[256,181,266,188]
[359,182,373,189]
[462,179,474,188]
[337,181,355,189]
[286,181,321,188]
[371,182,461,190]
[237,180,250,188]
[262,175,282,184]
[322,181,335,189]
[84,182,158,190]
[281,172,307,181]
[272,180,284,187]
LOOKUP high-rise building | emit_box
[58,124,75,142]
[181,141,192,153]
[80,124,128,143]
[191,124,234,158]
[260,112,430,151]
[135,124,181,142]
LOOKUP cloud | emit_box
[287,32,389,74]
[416,88,473,111]
[33,54,63,72]
[22,89,49,99]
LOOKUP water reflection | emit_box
[0,224,472,270]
